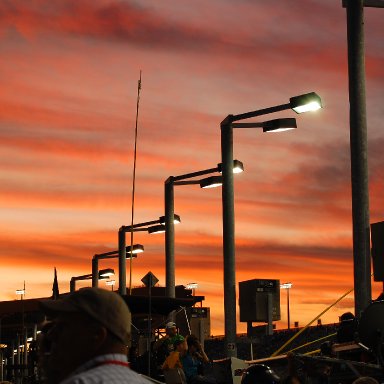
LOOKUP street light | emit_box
[186,282,198,296]
[105,280,116,291]
[118,215,180,295]
[70,268,114,292]
[92,244,144,288]
[220,92,322,357]
[15,289,25,300]
[165,161,244,299]
[280,282,293,329]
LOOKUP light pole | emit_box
[220,92,322,357]
[118,215,180,295]
[280,282,293,329]
[92,244,144,288]
[165,161,244,299]
[70,268,114,293]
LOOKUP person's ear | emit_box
[89,323,108,348]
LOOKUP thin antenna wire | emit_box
[129,71,142,294]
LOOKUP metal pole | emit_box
[345,0,371,316]
[92,257,98,288]
[221,117,237,357]
[267,293,273,336]
[287,288,291,330]
[148,275,152,376]
[118,228,127,295]
[165,178,175,299]
[70,279,76,293]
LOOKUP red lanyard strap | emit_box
[95,360,130,368]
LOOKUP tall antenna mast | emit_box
[129,71,142,294]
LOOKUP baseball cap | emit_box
[166,322,177,329]
[39,287,131,344]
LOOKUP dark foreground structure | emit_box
[0,287,383,384]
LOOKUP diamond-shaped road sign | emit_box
[141,271,159,288]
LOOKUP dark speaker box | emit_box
[371,221,384,281]
[239,279,280,322]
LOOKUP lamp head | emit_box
[263,118,297,133]
[159,214,181,225]
[128,244,144,255]
[148,224,166,234]
[200,176,222,189]
[290,92,322,114]
[98,268,115,278]
[218,159,244,174]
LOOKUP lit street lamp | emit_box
[186,282,198,296]
[70,268,114,293]
[220,92,322,357]
[165,161,244,299]
[105,279,116,291]
[92,244,144,288]
[118,215,180,295]
[280,282,293,329]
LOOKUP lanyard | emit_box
[95,360,130,368]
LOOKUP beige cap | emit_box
[40,287,131,344]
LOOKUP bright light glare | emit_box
[292,101,321,114]
[201,182,222,189]
[99,269,114,278]
[280,282,293,289]
[266,127,296,133]
[232,166,243,173]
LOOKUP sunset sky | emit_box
[0,0,383,336]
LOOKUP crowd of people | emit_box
[158,323,216,384]
[33,287,217,384]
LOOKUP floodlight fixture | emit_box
[200,176,223,189]
[130,244,144,254]
[148,224,166,234]
[290,92,322,114]
[280,282,293,289]
[160,214,181,225]
[231,118,297,133]
[98,268,115,278]
[263,118,297,132]
[218,159,244,174]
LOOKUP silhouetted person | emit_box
[39,287,153,384]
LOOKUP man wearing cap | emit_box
[39,287,153,384]
[153,321,180,374]
[153,322,179,357]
